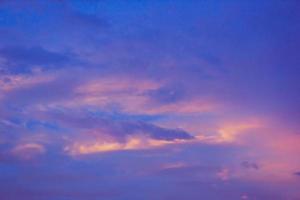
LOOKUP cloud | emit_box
[294,172,300,176]
[63,118,194,155]
[154,162,221,179]
[112,120,194,141]
[10,143,45,160]
[241,161,259,170]
[214,119,263,143]
[146,85,185,104]
[0,46,71,73]
[216,168,230,181]
[0,70,80,107]
[65,136,191,155]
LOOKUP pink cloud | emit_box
[10,143,45,160]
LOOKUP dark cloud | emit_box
[117,120,194,141]
[155,164,219,178]
[294,171,300,176]
[0,46,71,73]
[241,161,259,170]
[2,75,79,105]
[146,85,185,104]
[45,110,194,141]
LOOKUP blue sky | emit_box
[0,1,299,199]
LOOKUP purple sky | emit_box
[0,1,299,199]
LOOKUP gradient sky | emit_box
[0,1,299,199]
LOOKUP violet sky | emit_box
[0,1,299,199]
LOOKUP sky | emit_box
[0,0,299,199]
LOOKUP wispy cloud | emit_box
[0,0,299,199]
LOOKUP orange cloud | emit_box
[64,135,193,156]
[215,119,263,143]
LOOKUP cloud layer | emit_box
[0,0,299,199]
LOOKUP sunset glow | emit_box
[0,1,299,199]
